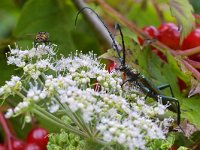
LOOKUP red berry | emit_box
[180,38,189,50]
[181,29,200,61]
[108,61,117,73]
[138,26,167,61]
[27,127,49,150]
[183,29,200,49]
[158,23,181,50]
[138,26,159,45]
[0,144,4,150]
[11,139,26,150]
[24,143,42,150]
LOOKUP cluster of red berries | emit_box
[0,113,49,150]
[138,22,200,62]
[137,23,200,92]
[0,127,49,150]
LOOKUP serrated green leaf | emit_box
[169,0,195,44]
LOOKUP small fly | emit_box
[34,32,50,48]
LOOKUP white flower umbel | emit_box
[1,44,174,150]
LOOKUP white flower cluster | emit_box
[0,76,22,98]
[1,44,173,150]
[25,86,48,102]
[6,44,56,79]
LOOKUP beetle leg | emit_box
[160,95,180,125]
[158,84,174,97]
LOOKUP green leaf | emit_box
[169,0,195,44]
[190,0,200,14]
[127,1,161,27]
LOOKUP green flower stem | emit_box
[37,77,45,87]
[62,103,92,135]
[41,72,47,80]
[59,99,93,136]
[74,110,93,137]
[54,94,87,133]
[90,121,98,137]
[33,105,89,138]
[34,106,105,147]
[94,130,100,137]
[15,91,26,99]
[40,73,90,134]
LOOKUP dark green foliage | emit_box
[190,0,200,14]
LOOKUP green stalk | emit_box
[40,73,89,134]
[37,77,45,87]
[75,111,93,137]
[34,105,88,138]
[61,101,93,136]
[54,94,87,132]
[15,91,26,99]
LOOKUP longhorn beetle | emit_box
[75,7,181,125]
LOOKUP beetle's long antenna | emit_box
[75,7,124,64]
[115,24,126,67]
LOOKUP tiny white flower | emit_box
[0,87,4,96]
[103,131,113,142]
[77,103,84,108]
[25,115,32,123]
[48,103,59,113]
[27,90,35,98]
[97,76,103,82]
[118,133,126,144]
[33,95,39,101]
[14,106,20,113]
[6,81,15,87]
[109,127,117,133]
[39,92,47,99]
[5,109,13,118]
[81,78,87,84]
